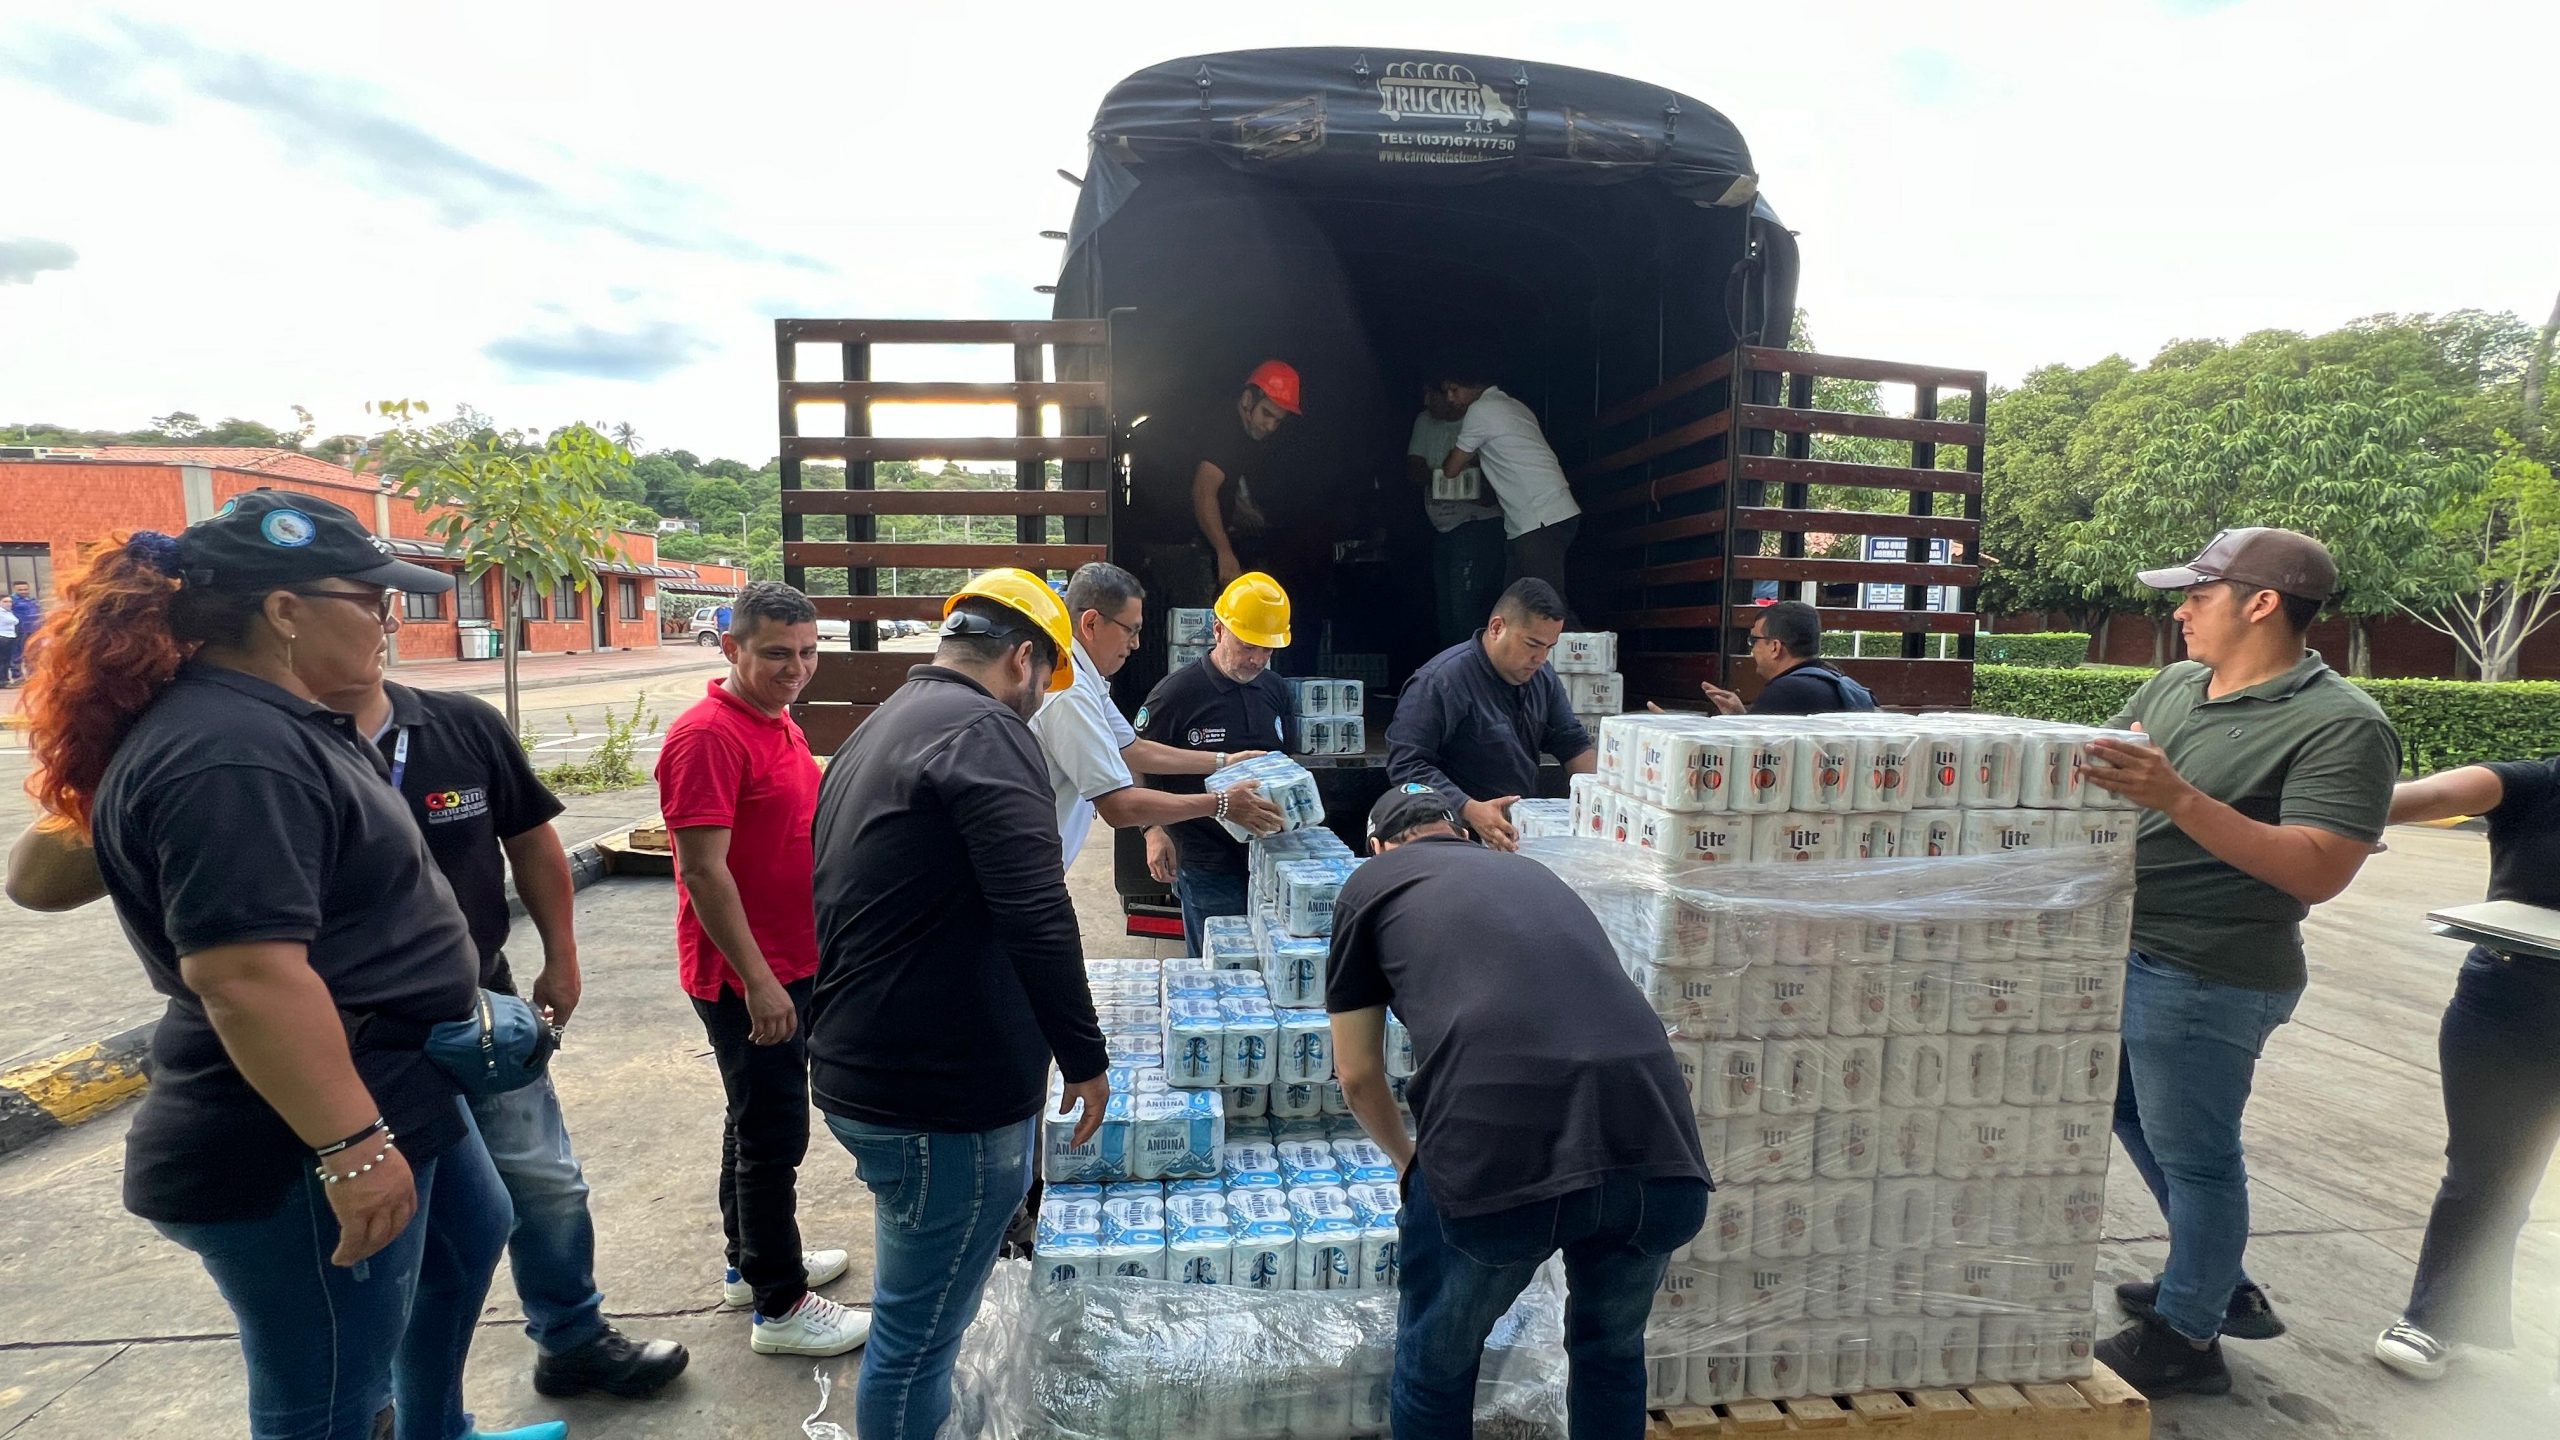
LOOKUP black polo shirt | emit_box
[1326,833,1707,1218]
[1135,655,1297,879]
[2483,757,2560,907]
[1385,635,1593,818]
[371,682,564,993]
[91,664,479,1224]
[808,666,1108,1132]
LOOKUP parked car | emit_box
[690,610,851,645]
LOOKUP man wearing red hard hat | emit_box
[1128,360,1304,619]
[1192,359,1302,590]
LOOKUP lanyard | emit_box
[388,727,411,791]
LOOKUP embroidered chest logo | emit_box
[422,786,491,823]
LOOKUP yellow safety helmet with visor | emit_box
[942,567,1076,694]
[1213,571,1292,650]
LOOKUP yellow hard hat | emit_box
[943,568,1076,694]
[1214,571,1292,649]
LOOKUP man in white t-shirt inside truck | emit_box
[1406,382,1506,649]
[1432,356,1583,618]
[1028,562,1285,868]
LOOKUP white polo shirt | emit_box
[1031,638,1137,862]
[1408,411,1503,534]
[1455,385,1581,539]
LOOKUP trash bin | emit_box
[460,626,500,661]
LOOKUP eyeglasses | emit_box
[1097,613,1143,643]
[1747,632,1775,647]
[292,588,397,624]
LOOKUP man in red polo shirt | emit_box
[656,582,864,1358]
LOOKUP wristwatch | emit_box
[1215,751,1229,770]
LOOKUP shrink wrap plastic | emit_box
[925,1258,1571,1440]
[1523,743,2130,1400]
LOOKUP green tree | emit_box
[685,478,755,526]
[2066,367,2470,673]
[633,453,692,514]
[367,402,633,730]
[2404,437,2560,680]
[2525,290,2559,455]
[1976,357,2136,628]
[657,529,709,563]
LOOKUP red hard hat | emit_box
[1245,360,1303,416]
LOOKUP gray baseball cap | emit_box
[2136,527,2337,604]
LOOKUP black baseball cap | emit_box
[1368,783,1458,845]
[180,490,454,594]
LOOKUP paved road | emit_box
[4,825,2555,1437]
[507,634,935,763]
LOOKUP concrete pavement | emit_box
[1,826,2554,1437]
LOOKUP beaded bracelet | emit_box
[317,1134,397,1186]
[1215,789,1232,825]
[314,1116,388,1159]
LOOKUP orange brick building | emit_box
[0,446,748,665]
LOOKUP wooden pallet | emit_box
[1650,1362,2148,1437]
[595,821,675,878]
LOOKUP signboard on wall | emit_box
[1861,536,1953,612]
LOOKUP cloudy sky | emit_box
[1,1,2551,463]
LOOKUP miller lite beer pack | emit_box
[1523,709,2132,1400]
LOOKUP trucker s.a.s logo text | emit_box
[1375,62,1515,126]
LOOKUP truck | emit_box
[767,47,1985,937]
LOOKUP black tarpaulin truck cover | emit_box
[1053,46,1798,355]
[1070,47,1764,226]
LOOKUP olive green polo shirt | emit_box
[2106,652,2400,993]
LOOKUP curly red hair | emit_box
[21,534,194,833]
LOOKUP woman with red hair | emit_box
[25,492,564,1440]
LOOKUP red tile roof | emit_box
[82,446,387,490]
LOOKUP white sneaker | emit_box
[750,1292,871,1357]
[720,1248,853,1309]
[2374,1319,2451,1381]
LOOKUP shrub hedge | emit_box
[1974,665,2560,775]
[1820,632,1963,660]
[1816,632,2090,667]
[2354,678,2560,775]
[1973,665,2148,728]
[1971,632,2092,669]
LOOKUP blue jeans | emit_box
[2111,950,2300,1342]
[827,1114,1038,1440]
[1393,1165,1707,1440]
[153,1098,514,1440]
[1432,518,1504,649]
[471,1073,607,1355]
[2405,949,2560,1348]
[1175,867,1247,957]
